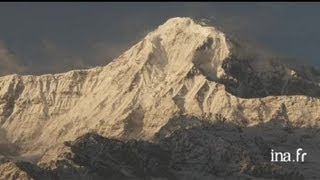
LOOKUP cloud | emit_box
[1,37,137,76]
[0,41,27,76]
[89,41,131,63]
[38,40,130,74]
[42,40,89,71]
[1,4,319,76]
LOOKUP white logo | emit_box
[271,148,307,162]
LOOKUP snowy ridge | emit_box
[0,17,319,157]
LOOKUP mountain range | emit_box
[0,17,320,179]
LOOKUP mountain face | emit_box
[0,17,320,179]
[1,117,319,179]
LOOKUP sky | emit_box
[0,2,319,75]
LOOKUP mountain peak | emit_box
[155,17,217,32]
[131,17,230,81]
[0,17,320,159]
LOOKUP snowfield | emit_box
[0,17,320,179]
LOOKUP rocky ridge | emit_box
[0,17,320,179]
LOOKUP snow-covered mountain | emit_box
[0,16,320,161]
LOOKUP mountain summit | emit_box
[0,17,320,157]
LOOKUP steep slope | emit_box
[0,17,319,158]
[2,118,318,179]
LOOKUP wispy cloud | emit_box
[39,40,130,74]
[42,40,89,71]
[0,40,27,76]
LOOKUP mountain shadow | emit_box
[216,39,320,98]
[2,115,320,179]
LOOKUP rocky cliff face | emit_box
[2,117,319,179]
[0,17,320,170]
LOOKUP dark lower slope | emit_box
[219,54,320,98]
[2,116,320,179]
[212,38,320,98]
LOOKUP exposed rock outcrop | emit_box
[0,17,319,179]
